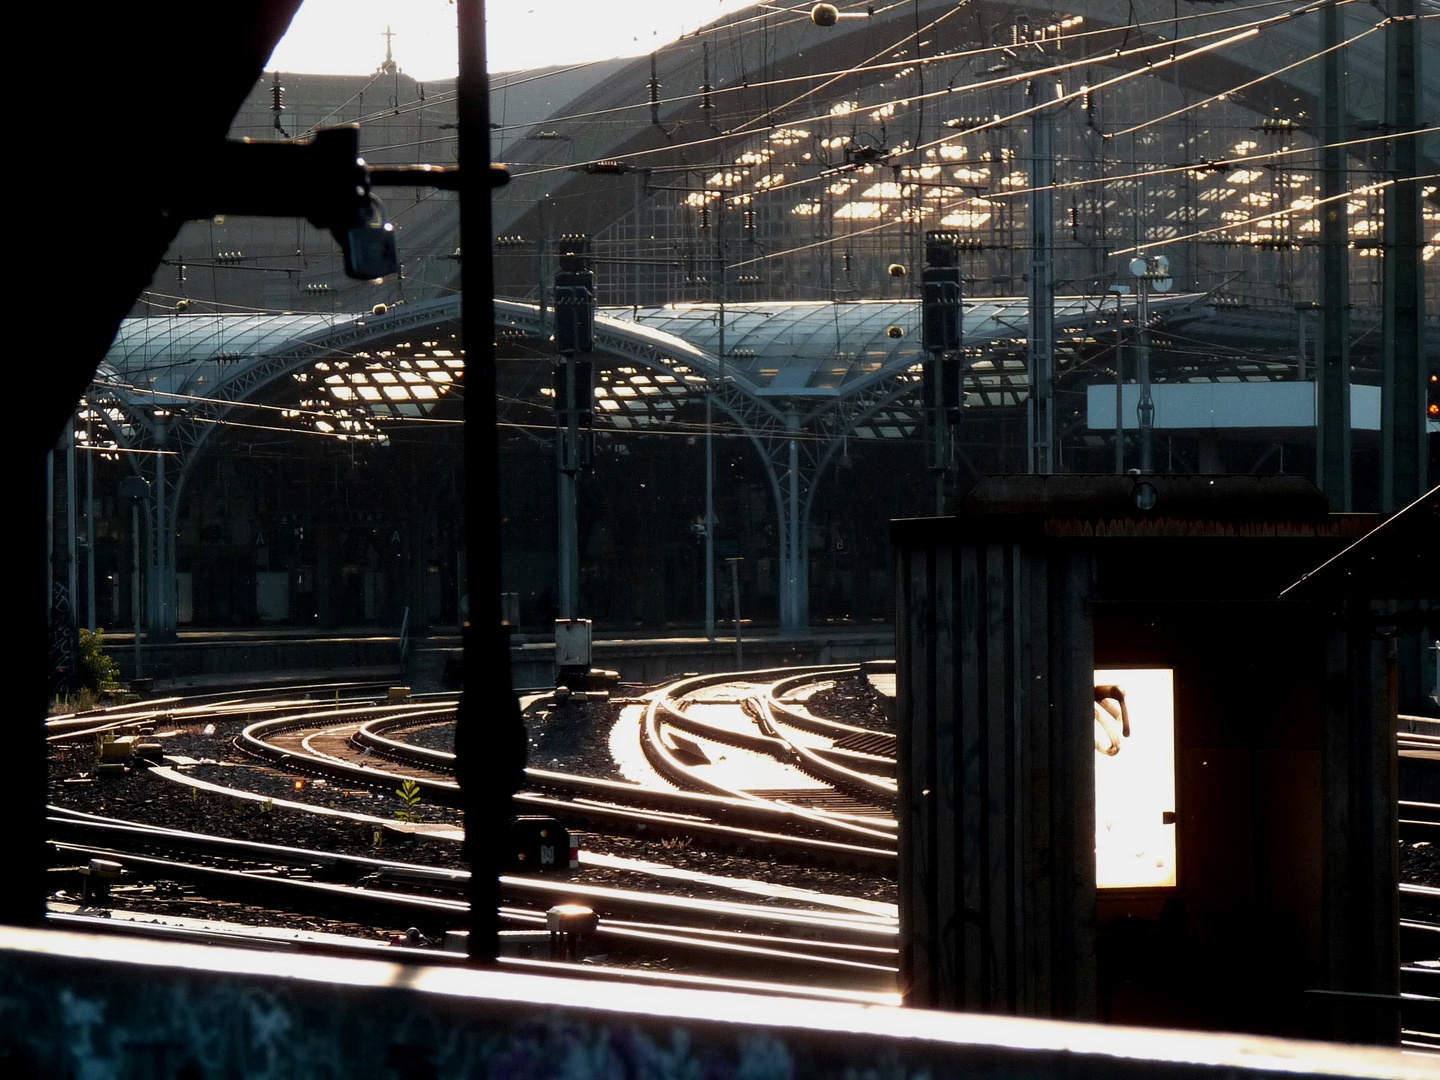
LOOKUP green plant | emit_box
[78,628,120,693]
[395,778,424,823]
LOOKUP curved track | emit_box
[45,670,902,990]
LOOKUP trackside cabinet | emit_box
[893,475,1397,1039]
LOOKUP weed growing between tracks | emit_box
[47,737,466,869]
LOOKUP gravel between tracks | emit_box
[46,688,899,944]
[802,674,891,731]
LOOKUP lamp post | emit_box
[1127,254,1171,472]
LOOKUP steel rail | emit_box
[44,907,903,1005]
[238,701,896,857]
[750,695,898,812]
[640,691,895,838]
[640,672,899,837]
[48,838,895,952]
[48,803,893,915]
[512,791,896,870]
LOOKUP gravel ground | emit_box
[802,674,892,731]
[46,689,900,943]
[525,696,631,781]
[1401,840,1438,888]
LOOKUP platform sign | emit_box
[1094,668,1177,889]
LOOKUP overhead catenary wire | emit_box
[477,0,1328,140]
[502,0,1360,182]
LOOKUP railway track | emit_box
[46,672,1437,1015]
[44,805,897,990]
[44,668,902,989]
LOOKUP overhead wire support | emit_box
[1318,0,1352,510]
[1380,0,1427,512]
[1028,75,1057,475]
[454,0,525,967]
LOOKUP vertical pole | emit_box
[46,448,54,647]
[557,371,577,620]
[706,203,724,640]
[456,0,524,964]
[1114,290,1125,473]
[131,499,142,679]
[1298,309,1308,382]
[704,391,715,638]
[786,410,801,634]
[1380,0,1425,512]
[1137,279,1153,472]
[1319,0,1352,509]
[1028,77,1055,473]
[85,415,95,631]
[66,419,77,637]
[151,420,171,639]
[729,558,743,668]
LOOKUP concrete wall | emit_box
[0,927,1423,1080]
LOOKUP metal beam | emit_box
[1028,77,1056,474]
[1380,0,1426,512]
[1318,0,1352,510]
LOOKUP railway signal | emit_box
[921,232,964,512]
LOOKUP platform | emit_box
[1,926,1426,1079]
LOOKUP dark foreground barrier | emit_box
[0,926,1426,1079]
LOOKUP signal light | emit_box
[921,231,963,354]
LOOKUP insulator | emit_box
[743,208,756,233]
[700,43,713,111]
[271,72,284,113]
[842,249,852,274]
[699,202,710,229]
[648,53,661,125]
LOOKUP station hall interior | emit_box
[15,0,1440,1077]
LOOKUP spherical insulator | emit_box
[886,325,905,339]
[811,4,839,27]
[888,263,907,278]
[372,303,389,316]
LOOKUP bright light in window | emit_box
[1095,667,1177,889]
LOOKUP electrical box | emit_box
[555,618,592,668]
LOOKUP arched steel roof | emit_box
[102,312,354,397]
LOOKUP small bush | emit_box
[78,628,120,693]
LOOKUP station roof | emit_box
[101,313,345,397]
